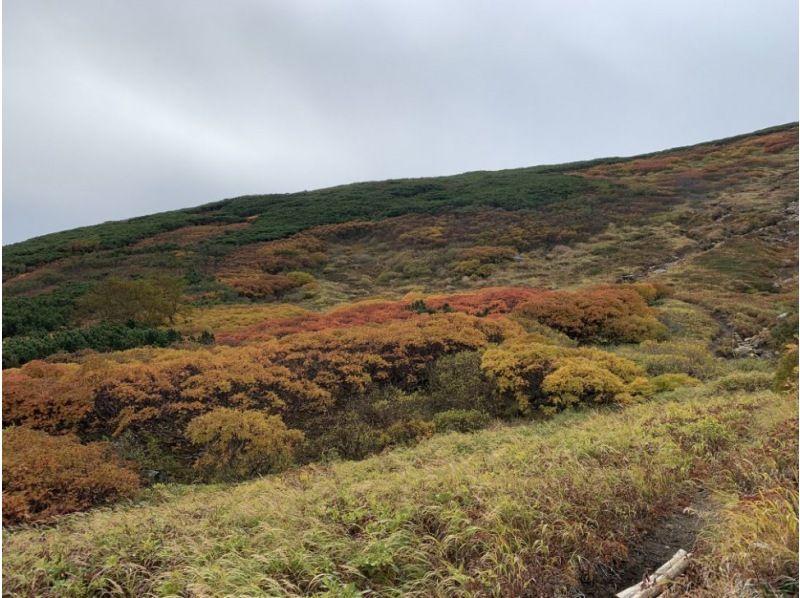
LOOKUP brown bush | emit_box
[3,427,140,525]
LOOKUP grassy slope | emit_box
[3,387,795,597]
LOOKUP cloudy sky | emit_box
[3,0,798,244]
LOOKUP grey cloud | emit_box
[3,0,797,243]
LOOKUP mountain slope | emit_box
[2,124,798,597]
[4,124,797,333]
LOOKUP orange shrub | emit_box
[219,285,658,345]
[219,300,413,343]
[2,313,511,451]
[264,312,508,392]
[219,288,536,343]
[3,360,100,433]
[429,287,542,314]
[513,287,666,343]
[218,272,304,299]
[3,427,140,525]
[94,346,331,441]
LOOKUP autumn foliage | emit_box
[3,360,98,433]
[218,233,326,297]
[3,427,140,525]
[217,286,663,345]
[481,335,648,414]
[1,283,669,521]
[185,408,304,481]
[512,286,666,343]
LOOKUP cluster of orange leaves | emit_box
[3,285,665,439]
[513,285,668,343]
[219,287,542,344]
[3,427,140,524]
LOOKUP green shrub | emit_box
[712,371,775,393]
[427,351,495,412]
[2,283,88,337]
[307,413,392,461]
[452,259,494,278]
[650,373,701,393]
[2,323,182,368]
[401,259,432,278]
[623,340,720,380]
[113,431,187,483]
[385,418,435,446]
[285,271,316,286]
[77,275,184,326]
[655,299,719,341]
[433,409,491,433]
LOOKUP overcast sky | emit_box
[3,0,798,244]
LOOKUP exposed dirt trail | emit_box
[577,493,713,597]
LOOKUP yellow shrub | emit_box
[185,408,304,482]
[541,357,626,406]
[481,336,646,414]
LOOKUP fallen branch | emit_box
[616,549,691,598]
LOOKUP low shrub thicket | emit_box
[432,409,491,433]
[512,287,667,343]
[481,335,649,414]
[185,408,304,482]
[3,390,794,596]
[2,323,182,368]
[3,427,140,525]
[712,371,775,393]
[619,339,720,380]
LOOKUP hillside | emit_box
[2,124,798,597]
